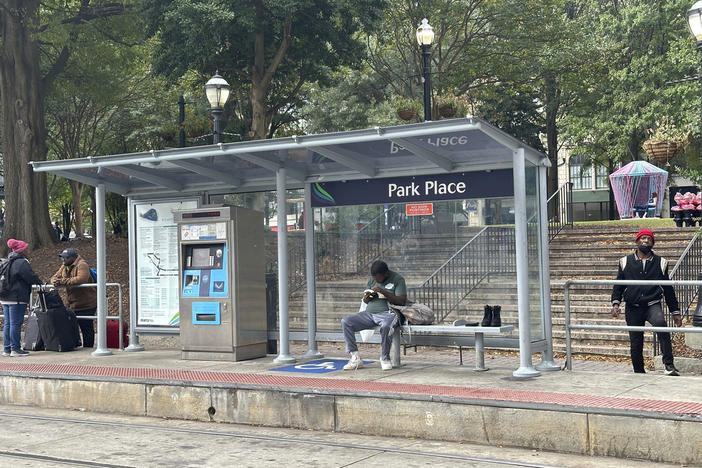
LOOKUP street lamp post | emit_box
[687,1,702,175]
[688,1,702,328]
[416,18,434,122]
[205,72,231,144]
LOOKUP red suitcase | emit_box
[106,320,129,349]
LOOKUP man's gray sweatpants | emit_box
[341,311,395,359]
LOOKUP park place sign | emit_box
[311,170,513,207]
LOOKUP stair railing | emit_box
[410,227,516,323]
[668,229,702,319]
[547,182,573,241]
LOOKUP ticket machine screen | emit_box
[182,243,228,297]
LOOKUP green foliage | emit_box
[647,117,691,143]
[561,0,700,180]
[141,0,389,138]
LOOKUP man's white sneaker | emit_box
[380,359,393,371]
[343,353,363,370]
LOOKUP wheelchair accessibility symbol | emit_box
[295,361,337,370]
[271,358,374,374]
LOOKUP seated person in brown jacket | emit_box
[50,248,97,348]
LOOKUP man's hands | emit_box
[53,278,67,286]
[612,303,683,327]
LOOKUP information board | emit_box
[134,199,198,327]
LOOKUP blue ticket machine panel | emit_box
[182,244,228,298]
[176,205,266,362]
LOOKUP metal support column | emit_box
[92,184,112,356]
[512,149,539,378]
[303,182,323,359]
[274,161,295,364]
[125,197,144,352]
[536,164,559,371]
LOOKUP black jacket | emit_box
[611,251,679,312]
[0,253,42,304]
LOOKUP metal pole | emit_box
[422,43,432,121]
[699,44,702,177]
[512,148,539,378]
[92,184,112,356]
[178,94,186,148]
[536,164,559,371]
[211,107,223,144]
[565,281,572,371]
[303,182,323,359]
[125,197,144,352]
[274,161,295,364]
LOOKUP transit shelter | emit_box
[31,117,555,377]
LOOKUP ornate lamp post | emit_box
[205,72,231,144]
[686,2,702,327]
[416,18,434,122]
[687,1,702,173]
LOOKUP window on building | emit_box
[595,164,609,189]
[569,154,592,190]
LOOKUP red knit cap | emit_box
[7,238,28,253]
[635,229,655,245]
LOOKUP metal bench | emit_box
[390,324,515,371]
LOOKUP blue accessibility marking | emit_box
[272,358,374,373]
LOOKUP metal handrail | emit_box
[23,283,126,350]
[410,227,515,323]
[547,182,573,240]
[669,229,702,317]
[563,279,702,370]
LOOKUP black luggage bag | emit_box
[22,307,44,351]
[36,288,79,352]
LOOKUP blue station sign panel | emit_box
[311,169,513,207]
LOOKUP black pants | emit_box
[625,302,673,373]
[76,307,96,348]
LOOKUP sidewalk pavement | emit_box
[1,343,701,465]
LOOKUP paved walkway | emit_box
[0,345,699,418]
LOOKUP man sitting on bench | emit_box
[341,260,407,371]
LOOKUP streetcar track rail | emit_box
[0,411,563,468]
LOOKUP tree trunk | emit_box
[70,180,84,237]
[249,82,269,141]
[0,1,55,252]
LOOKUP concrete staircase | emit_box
[286,228,484,331]
[282,223,698,359]
[548,225,698,358]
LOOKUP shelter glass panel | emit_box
[525,163,544,342]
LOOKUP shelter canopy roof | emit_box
[31,117,548,198]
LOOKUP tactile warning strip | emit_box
[0,362,700,416]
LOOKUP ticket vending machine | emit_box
[175,205,266,361]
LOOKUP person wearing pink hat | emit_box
[611,229,682,375]
[1,239,42,356]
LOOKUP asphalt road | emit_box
[0,405,677,468]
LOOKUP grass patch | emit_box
[573,218,681,228]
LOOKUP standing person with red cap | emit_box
[1,239,42,356]
[611,229,682,375]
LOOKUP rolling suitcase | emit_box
[36,288,78,352]
[22,308,44,351]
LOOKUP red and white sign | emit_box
[406,203,433,216]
